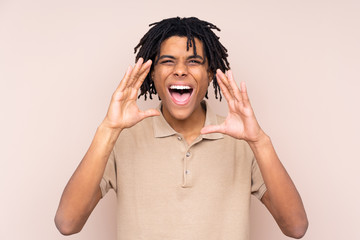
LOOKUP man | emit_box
[55,17,308,239]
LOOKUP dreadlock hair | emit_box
[134,16,230,101]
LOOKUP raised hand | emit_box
[102,58,160,130]
[201,69,265,143]
[202,70,308,237]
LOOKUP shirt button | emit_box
[186,152,191,157]
[185,170,190,175]
[177,136,182,141]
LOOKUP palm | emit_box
[201,70,263,142]
[103,59,159,130]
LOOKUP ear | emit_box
[151,70,155,81]
[207,70,214,85]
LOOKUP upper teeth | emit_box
[170,85,191,90]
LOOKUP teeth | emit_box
[169,85,192,90]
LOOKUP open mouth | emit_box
[168,85,193,105]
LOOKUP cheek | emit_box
[189,66,210,78]
[190,69,210,87]
[152,71,168,97]
[152,67,172,82]
[152,78,164,97]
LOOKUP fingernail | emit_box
[137,58,144,64]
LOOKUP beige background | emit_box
[1,0,359,239]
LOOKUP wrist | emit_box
[97,122,123,144]
[248,131,271,151]
[100,118,124,132]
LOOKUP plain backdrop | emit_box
[1,0,359,239]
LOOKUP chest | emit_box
[115,135,253,191]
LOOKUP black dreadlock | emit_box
[134,17,230,101]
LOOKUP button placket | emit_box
[182,148,192,188]
[176,134,200,188]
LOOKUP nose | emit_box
[173,62,188,78]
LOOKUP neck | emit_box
[162,103,206,144]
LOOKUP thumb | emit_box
[140,109,161,119]
[200,124,224,135]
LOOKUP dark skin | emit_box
[55,36,308,238]
[151,37,213,144]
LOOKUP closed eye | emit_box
[188,59,202,65]
[160,60,174,64]
[189,60,201,64]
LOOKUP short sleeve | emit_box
[100,149,117,197]
[251,157,267,200]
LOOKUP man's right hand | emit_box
[54,58,160,236]
[102,58,160,130]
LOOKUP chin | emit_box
[167,107,194,121]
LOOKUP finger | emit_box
[227,70,243,103]
[118,65,133,92]
[200,124,225,135]
[130,59,151,87]
[217,69,237,99]
[127,58,144,87]
[240,82,251,106]
[133,60,152,90]
[216,70,234,102]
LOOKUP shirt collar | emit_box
[153,100,223,140]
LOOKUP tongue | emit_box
[172,92,191,103]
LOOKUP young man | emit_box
[55,17,308,239]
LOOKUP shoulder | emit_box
[114,117,155,147]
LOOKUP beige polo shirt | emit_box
[100,101,267,240]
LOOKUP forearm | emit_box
[55,123,122,234]
[248,133,308,238]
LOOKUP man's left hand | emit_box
[201,69,266,143]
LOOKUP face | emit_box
[152,36,212,122]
